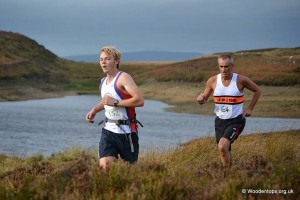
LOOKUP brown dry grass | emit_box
[1,130,299,199]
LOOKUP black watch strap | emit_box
[113,99,119,107]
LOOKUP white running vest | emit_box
[100,71,135,134]
[213,73,244,119]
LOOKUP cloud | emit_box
[1,0,300,56]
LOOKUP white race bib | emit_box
[105,106,123,120]
[216,105,233,117]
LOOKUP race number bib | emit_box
[216,105,233,117]
[103,93,123,120]
[105,107,123,120]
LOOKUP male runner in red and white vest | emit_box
[197,54,261,174]
[86,46,144,172]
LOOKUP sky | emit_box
[1,0,300,57]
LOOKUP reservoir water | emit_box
[0,95,299,157]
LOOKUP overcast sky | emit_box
[1,0,300,57]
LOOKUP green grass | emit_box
[1,130,299,199]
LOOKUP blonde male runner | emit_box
[86,46,144,172]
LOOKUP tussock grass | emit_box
[1,130,299,199]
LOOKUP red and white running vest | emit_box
[213,73,244,119]
[99,71,137,133]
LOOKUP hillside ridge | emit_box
[1,31,299,102]
[0,31,68,101]
[65,50,203,62]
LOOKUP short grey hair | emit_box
[218,54,233,64]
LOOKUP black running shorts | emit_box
[215,114,246,145]
[98,128,139,163]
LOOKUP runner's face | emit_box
[99,52,119,74]
[218,58,233,79]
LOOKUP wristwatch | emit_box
[113,99,119,107]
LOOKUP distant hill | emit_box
[0,31,68,80]
[137,47,300,85]
[1,30,299,101]
[65,51,203,62]
[0,31,69,100]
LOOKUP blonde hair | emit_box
[100,46,121,60]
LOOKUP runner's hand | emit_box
[243,108,252,118]
[86,111,95,123]
[197,93,206,104]
[101,95,114,106]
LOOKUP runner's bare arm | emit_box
[240,76,261,117]
[197,77,215,104]
[115,72,144,107]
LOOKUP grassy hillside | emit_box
[0,31,69,100]
[0,130,299,199]
[1,31,299,117]
[2,31,299,90]
[136,48,300,85]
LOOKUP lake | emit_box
[0,95,299,157]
